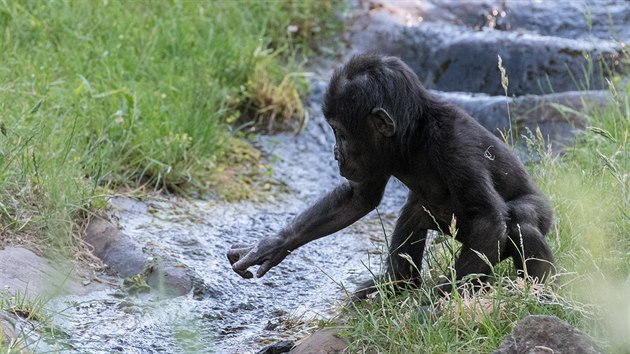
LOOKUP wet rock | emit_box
[494,315,602,354]
[146,263,193,298]
[350,13,624,96]
[0,247,62,297]
[0,311,17,347]
[84,216,198,298]
[424,0,630,42]
[256,340,295,354]
[290,329,348,354]
[84,216,147,277]
[436,90,612,149]
[190,273,222,300]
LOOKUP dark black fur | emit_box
[228,54,555,297]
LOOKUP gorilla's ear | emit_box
[370,107,396,137]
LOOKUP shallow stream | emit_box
[45,80,406,353]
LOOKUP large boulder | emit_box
[343,1,623,150]
[437,90,611,149]
[423,0,630,42]
[0,247,108,349]
[350,12,624,96]
[0,247,100,298]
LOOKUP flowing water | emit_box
[44,79,407,353]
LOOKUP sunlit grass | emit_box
[533,81,630,351]
[0,0,340,254]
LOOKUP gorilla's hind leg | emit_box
[506,195,555,282]
[506,223,555,282]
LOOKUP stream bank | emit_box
[1,0,628,352]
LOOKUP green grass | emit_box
[339,82,630,352]
[3,1,627,352]
[0,288,56,352]
[0,0,340,254]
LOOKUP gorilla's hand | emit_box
[227,236,290,278]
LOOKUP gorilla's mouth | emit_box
[338,165,363,182]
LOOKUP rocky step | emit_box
[349,2,627,96]
[435,89,611,151]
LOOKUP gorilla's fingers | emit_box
[230,243,250,249]
[232,253,255,272]
[235,268,254,279]
[228,247,260,279]
[226,247,250,265]
[256,260,274,278]
[231,258,255,279]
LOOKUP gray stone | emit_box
[84,216,197,298]
[291,329,348,354]
[0,247,108,349]
[0,311,17,346]
[257,340,294,354]
[0,247,102,298]
[421,0,630,43]
[350,15,623,96]
[494,315,602,354]
[436,90,611,149]
[83,216,147,277]
[146,263,193,298]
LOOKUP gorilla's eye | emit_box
[332,126,345,141]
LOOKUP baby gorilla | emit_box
[227,53,555,298]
